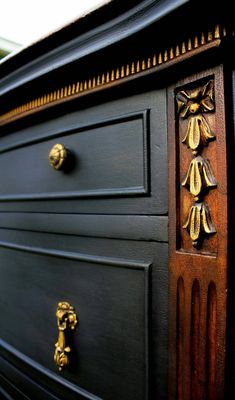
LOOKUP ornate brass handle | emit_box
[49,143,68,170]
[54,301,78,371]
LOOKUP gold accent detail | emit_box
[182,114,215,155]
[183,202,216,247]
[158,52,163,64]
[164,50,168,62]
[188,38,192,51]
[177,80,215,154]
[201,32,206,45]
[0,24,225,125]
[181,156,217,200]
[54,302,78,371]
[136,60,140,73]
[121,66,125,78]
[194,36,199,48]
[214,25,220,39]
[49,143,68,170]
[178,79,217,247]
[207,30,213,41]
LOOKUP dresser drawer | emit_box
[0,111,148,198]
[0,240,150,400]
[0,90,167,214]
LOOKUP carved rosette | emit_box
[177,79,217,247]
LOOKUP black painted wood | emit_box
[0,0,189,97]
[0,350,92,400]
[0,213,168,242]
[0,241,150,400]
[0,1,176,399]
[0,110,149,200]
[0,89,167,215]
[0,365,58,400]
[0,229,168,399]
[0,342,105,400]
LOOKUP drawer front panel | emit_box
[0,90,167,214]
[0,111,148,200]
[0,242,150,400]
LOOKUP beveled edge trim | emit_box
[0,239,150,269]
[0,213,168,242]
[0,186,147,202]
[0,366,57,400]
[0,24,227,126]
[0,339,101,400]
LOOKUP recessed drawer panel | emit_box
[0,241,150,400]
[0,111,148,200]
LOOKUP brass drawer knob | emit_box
[49,144,68,170]
[54,301,78,371]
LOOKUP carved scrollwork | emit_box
[181,156,217,201]
[183,202,216,247]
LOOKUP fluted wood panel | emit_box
[176,277,185,400]
[191,280,201,400]
[206,282,217,400]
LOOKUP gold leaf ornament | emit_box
[176,79,214,118]
[176,79,215,154]
[181,156,217,200]
[183,202,216,247]
[182,114,215,155]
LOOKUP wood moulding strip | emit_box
[0,24,227,126]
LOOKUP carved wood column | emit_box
[168,66,228,400]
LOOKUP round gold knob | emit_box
[49,144,68,170]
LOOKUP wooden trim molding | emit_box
[168,66,228,400]
[0,24,228,126]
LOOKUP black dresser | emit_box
[0,1,234,399]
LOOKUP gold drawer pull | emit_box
[49,144,68,170]
[54,301,78,371]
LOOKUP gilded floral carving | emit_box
[183,202,216,247]
[181,156,217,200]
[177,79,215,155]
[177,79,217,247]
[181,115,215,155]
